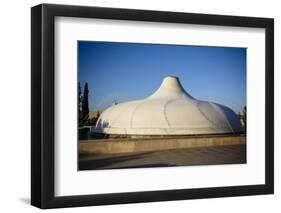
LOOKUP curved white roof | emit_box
[92,76,242,135]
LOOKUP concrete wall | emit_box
[79,135,246,155]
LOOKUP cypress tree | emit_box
[78,82,82,125]
[82,82,89,125]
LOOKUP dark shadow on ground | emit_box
[79,153,146,170]
[107,163,177,170]
[79,144,246,170]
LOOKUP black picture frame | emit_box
[31,3,274,209]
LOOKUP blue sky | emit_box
[78,41,246,114]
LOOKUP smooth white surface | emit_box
[0,0,279,212]
[55,15,265,196]
[93,76,242,135]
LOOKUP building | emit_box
[91,76,242,136]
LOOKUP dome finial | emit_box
[161,76,183,91]
[147,76,193,99]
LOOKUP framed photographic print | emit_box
[31,4,274,209]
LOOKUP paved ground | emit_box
[79,144,246,170]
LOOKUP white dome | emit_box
[92,76,242,136]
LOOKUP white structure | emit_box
[92,76,242,136]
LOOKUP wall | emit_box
[79,135,246,154]
[0,0,280,212]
